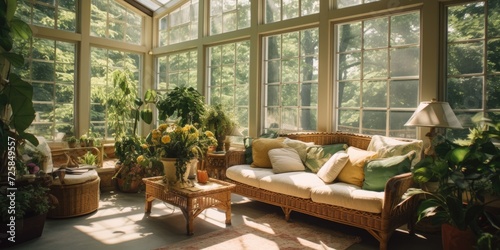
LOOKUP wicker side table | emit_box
[143,177,235,235]
[204,152,227,179]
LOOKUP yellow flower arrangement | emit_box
[144,123,217,181]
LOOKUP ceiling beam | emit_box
[124,0,153,16]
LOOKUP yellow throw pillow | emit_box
[337,147,378,187]
[251,137,286,168]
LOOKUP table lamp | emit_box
[224,126,243,151]
[404,99,463,156]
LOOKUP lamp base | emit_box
[424,127,436,157]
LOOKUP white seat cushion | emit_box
[52,169,99,185]
[311,183,384,213]
[226,164,274,188]
[259,172,325,199]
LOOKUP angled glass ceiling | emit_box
[133,0,182,12]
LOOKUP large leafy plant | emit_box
[0,0,37,174]
[156,86,206,126]
[404,118,500,249]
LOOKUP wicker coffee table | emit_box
[143,176,235,235]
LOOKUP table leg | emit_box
[225,193,232,225]
[185,198,194,235]
[145,194,154,213]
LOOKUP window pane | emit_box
[448,3,484,42]
[338,52,361,80]
[265,0,319,24]
[364,18,388,49]
[486,76,500,109]
[390,47,419,77]
[13,37,76,141]
[338,110,359,132]
[363,49,388,79]
[447,42,484,75]
[447,77,483,109]
[338,81,360,107]
[91,0,143,45]
[391,12,420,46]
[159,0,198,46]
[362,110,386,135]
[264,28,319,132]
[390,80,419,108]
[207,41,250,135]
[336,11,420,137]
[487,39,500,73]
[390,111,415,138]
[363,81,386,107]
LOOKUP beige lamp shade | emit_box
[405,100,463,129]
[228,126,243,136]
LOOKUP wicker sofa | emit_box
[223,132,421,250]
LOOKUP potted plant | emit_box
[142,123,217,186]
[0,1,55,246]
[403,117,500,250]
[202,104,238,151]
[67,136,77,148]
[156,86,206,126]
[106,69,159,192]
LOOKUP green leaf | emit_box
[5,74,35,132]
[144,89,157,103]
[18,131,39,146]
[0,52,24,67]
[10,18,32,40]
[5,0,17,21]
[449,147,470,164]
[140,109,152,124]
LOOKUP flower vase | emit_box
[161,158,192,187]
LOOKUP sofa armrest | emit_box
[382,172,418,219]
[226,149,246,167]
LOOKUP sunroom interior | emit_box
[4,0,500,249]
[21,0,499,145]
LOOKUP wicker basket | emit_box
[48,177,100,218]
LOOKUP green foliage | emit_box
[156,86,206,126]
[78,151,98,165]
[0,179,52,221]
[1,0,37,174]
[202,104,237,150]
[405,117,500,249]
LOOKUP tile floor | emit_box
[7,190,442,250]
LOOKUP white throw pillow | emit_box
[268,147,305,174]
[316,151,349,183]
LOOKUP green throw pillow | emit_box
[304,144,348,173]
[362,151,416,191]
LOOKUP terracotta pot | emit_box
[114,177,141,193]
[441,223,476,250]
[197,170,209,184]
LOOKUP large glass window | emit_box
[335,11,420,138]
[337,0,380,9]
[17,0,77,32]
[90,48,142,139]
[263,28,319,133]
[209,0,250,35]
[156,50,198,92]
[207,41,250,136]
[445,1,500,138]
[265,0,319,24]
[13,38,76,140]
[158,0,199,46]
[91,0,143,45]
